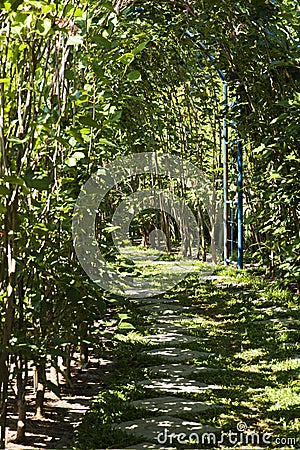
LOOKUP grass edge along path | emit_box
[73,266,300,450]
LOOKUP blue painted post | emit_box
[237,140,243,269]
[223,82,229,266]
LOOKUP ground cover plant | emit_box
[74,265,300,449]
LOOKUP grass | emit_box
[73,262,300,449]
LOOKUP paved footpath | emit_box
[111,295,222,449]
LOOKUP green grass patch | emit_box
[73,265,300,449]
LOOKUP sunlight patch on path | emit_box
[137,304,190,314]
[143,348,210,362]
[130,396,216,415]
[147,364,216,378]
[142,333,199,345]
[137,378,221,394]
[112,416,217,442]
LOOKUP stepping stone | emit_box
[148,315,203,324]
[269,329,299,335]
[112,415,217,444]
[148,323,187,333]
[142,333,199,346]
[130,396,216,415]
[139,304,190,314]
[253,318,298,325]
[148,324,207,336]
[131,298,178,305]
[138,378,221,394]
[253,306,298,313]
[124,443,176,449]
[148,364,216,378]
[282,342,298,349]
[143,348,209,362]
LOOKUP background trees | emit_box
[0,0,299,446]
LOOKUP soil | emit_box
[5,310,118,450]
[6,355,115,450]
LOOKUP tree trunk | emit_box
[80,342,89,368]
[63,345,72,388]
[34,363,46,419]
[79,323,89,368]
[161,212,171,253]
[16,357,27,442]
[0,196,18,448]
[140,227,148,247]
[210,222,217,264]
[50,357,59,388]
[197,204,207,262]
[0,367,8,450]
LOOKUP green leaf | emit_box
[24,169,50,191]
[100,2,115,12]
[65,69,74,80]
[132,41,149,55]
[269,172,281,179]
[127,70,141,81]
[0,78,10,84]
[4,0,23,11]
[0,185,10,195]
[118,53,134,64]
[0,202,6,213]
[78,116,101,129]
[98,138,116,147]
[53,136,70,148]
[118,322,135,330]
[91,34,111,49]
[33,224,49,234]
[3,175,24,186]
[118,313,130,320]
[69,129,84,145]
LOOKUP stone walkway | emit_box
[111,295,221,449]
[73,271,300,450]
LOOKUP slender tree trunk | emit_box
[161,212,170,253]
[79,323,89,368]
[63,345,72,388]
[16,356,27,442]
[0,364,9,450]
[140,226,148,247]
[197,205,207,262]
[50,357,59,387]
[16,280,27,442]
[0,196,18,448]
[210,221,217,264]
[34,363,46,419]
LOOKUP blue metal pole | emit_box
[237,140,243,269]
[223,82,229,265]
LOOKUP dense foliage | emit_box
[0,0,299,446]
